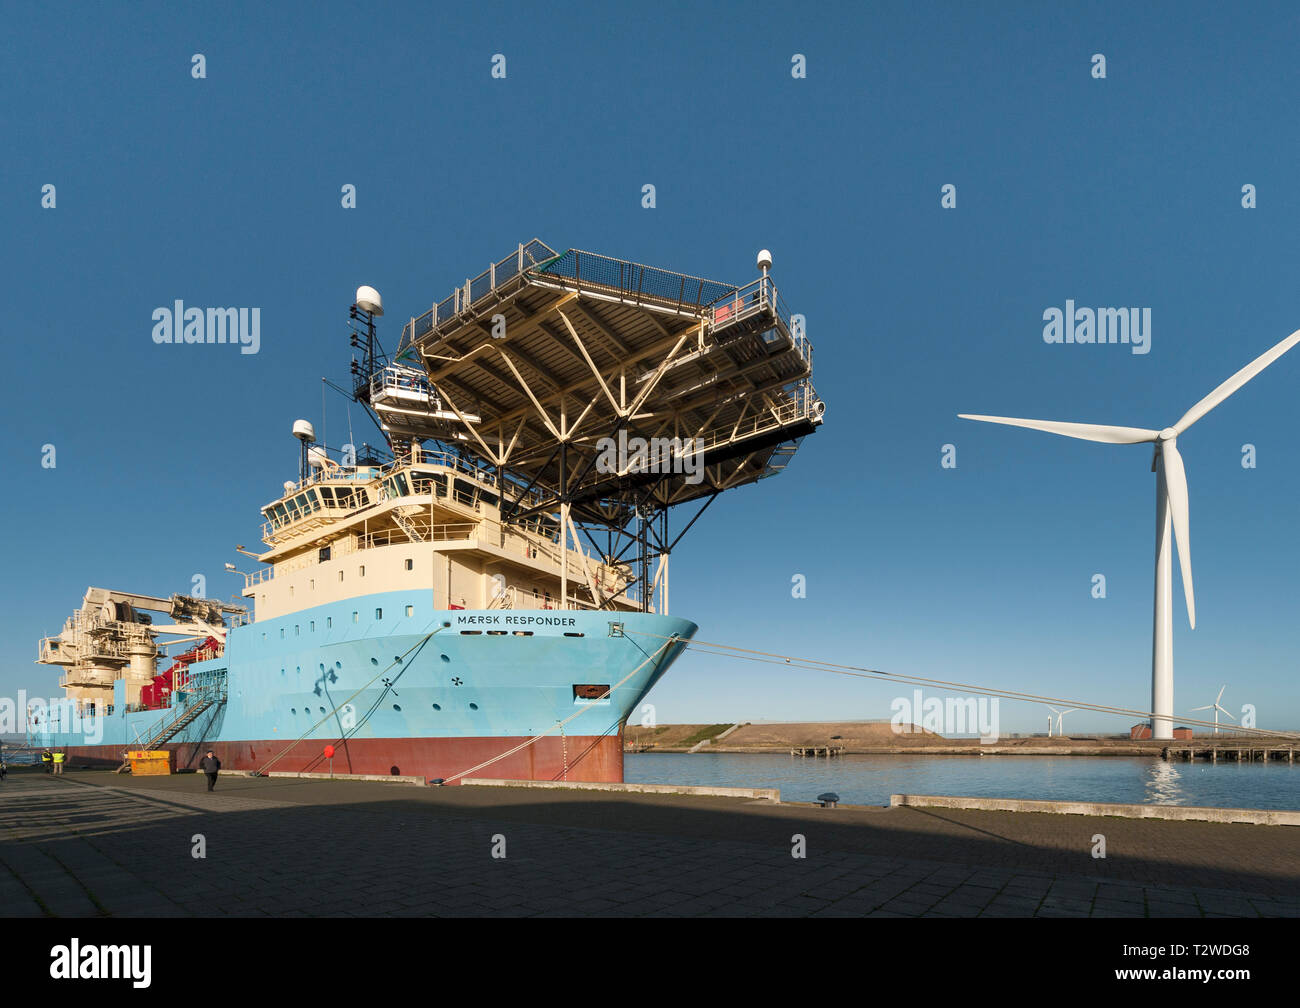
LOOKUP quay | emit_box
[1,767,1297,917]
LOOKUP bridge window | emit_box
[405,558,413,571]
[405,605,414,617]
[375,608,383,620]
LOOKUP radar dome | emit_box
[756,249,773,271]
[292,419,316,443]
[356,286,384,316]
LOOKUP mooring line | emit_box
[438,635,680,784]
[626,631,1300,741]
[252,624,444,777]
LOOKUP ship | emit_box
[30,241,823,783]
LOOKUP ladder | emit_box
[115,692,226,773]
[390,506,427,543]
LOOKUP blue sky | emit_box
[2,1,1298,735]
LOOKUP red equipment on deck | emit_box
[141,636,221,709]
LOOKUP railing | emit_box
[369,365,438,405]
[399,239,558,352]
[359,522,476,551]
[532,248,738,314]
[261,452,554,545]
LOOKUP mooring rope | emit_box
[437,635,680,784]
[625,630,1300,741]
[251,624,443,777]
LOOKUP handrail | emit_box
[400,239,558,352]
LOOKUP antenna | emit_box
[350,286,385,402]
[292,419,316,484]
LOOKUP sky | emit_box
[2,1,1298,736]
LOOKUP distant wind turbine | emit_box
[1191,685,1237,735]
[962,329,1300,741]
[1048,706,1078,736]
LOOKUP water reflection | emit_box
[1143,760,1184,805]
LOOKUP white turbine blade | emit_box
[1173,329,1300,436]
[1061,709,1078,716]
[1161,440,1196,629]
[1216,684,1226,704]
[1217,706,1237,722]
[1190,704,1214,711]
[959,415,1159,444]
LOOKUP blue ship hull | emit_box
[35,593,696,782]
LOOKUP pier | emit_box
[1163,744,1296,764]
[791,745,845,758]
[4,767,1296,918]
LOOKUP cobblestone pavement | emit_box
[1,770,1296,917]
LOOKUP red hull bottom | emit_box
[57,734,625,784]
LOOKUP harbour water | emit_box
[625,752,1300,810]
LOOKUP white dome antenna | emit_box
[292,420,316,485]
[756,249,773,274]
[356,286,384,316]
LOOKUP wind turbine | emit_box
[961,330,1300,741]
[1191,685,1237,735]
[1048,706,1078,736]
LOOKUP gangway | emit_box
[115,671,228,773]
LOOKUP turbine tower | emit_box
[961,330,1300,741]
[1048,706,1078,736]
[1191,685,1237,735]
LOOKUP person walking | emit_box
[52,750,65,775]
[199,749,221,791]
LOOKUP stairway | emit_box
[390,506,427,543]
[115,693,226,773]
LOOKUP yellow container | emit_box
[127,750,175,776]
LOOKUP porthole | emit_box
[393,704,402,712]
[563,632,585,638]
[371,657,379,666]
[440,654,450,663]
[393,656,403,665]
[460,630,482,636]
[432,703,441,711]
[468,702,479,711]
